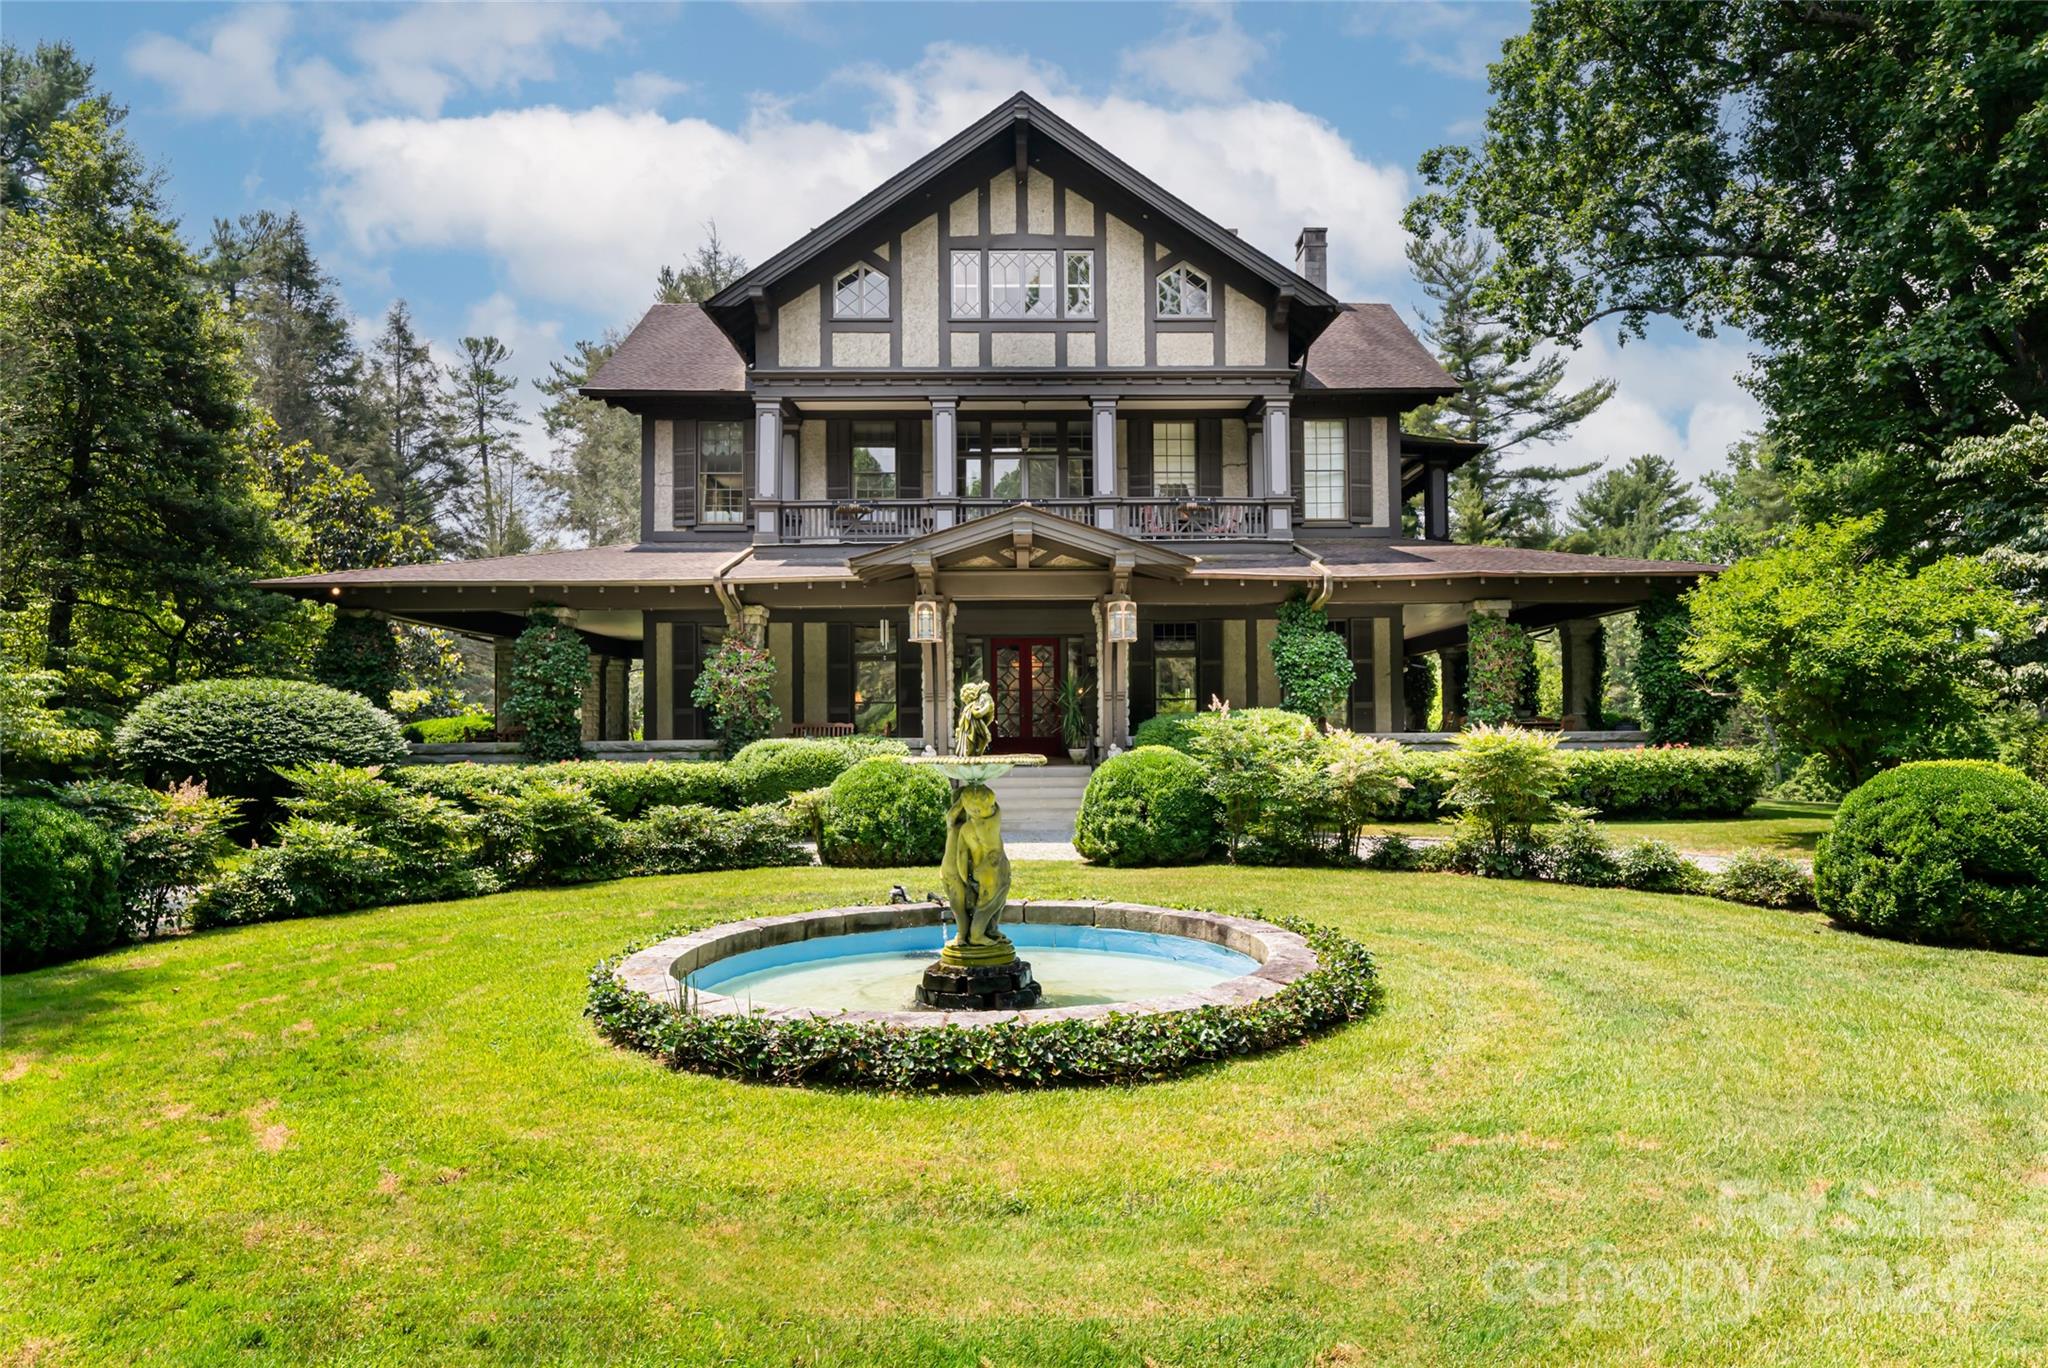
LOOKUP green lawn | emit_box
[5,863,2043,1366]
[1369,800,1839,857]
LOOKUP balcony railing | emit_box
[1115,498,1269,540]
[780,500,938,543]
[771,497,1279,543]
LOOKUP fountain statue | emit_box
[908,681,1046,1010]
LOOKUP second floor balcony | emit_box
[774,496,1282,544]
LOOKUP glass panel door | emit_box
[988,637,1063,755]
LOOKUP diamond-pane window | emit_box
[950,251,981,318]
[1064,251,1094,318]
[989,249,1057,318]
[833,265,889,319]
[1156,264,1211,318]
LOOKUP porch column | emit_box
[753,401,782,545]
[1265,399,1292,537]
[1247,417,1266,498]
[1437,644,1469,731]
[920,595,952,751]
[1559,617,1603,730]
[931,398,958,530]
[1091,396,1118,531]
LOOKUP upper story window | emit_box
[833,264,889,319]
[1152,420,1196,498]
[989,249,1057,318]
[1064,251,1094,318]
[851,420,898,500]
[957,416,1092,501]
[1156,263,1211,318]
[951,251,982,318]
[1302,419,1346,521]
[700,420,746,524]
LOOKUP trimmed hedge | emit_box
[1133,707,1313,755]
[1816,760,2048,951]
[1073,746,1218,866]
[587,915,1383,1090]
[114,678,406,812]
[817,758,949,867]
[1560,747,1767,818]
[403,713,495,744]
[627,803,807,874]
[1,797,125,969]
[729,736,909,806]
[394,759,736,819]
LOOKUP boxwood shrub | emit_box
[394,759,735,818]
[190,818,398,929]
[627,803,808,875]
[817,758,949,867]
[1,797,126,969]
[1073,746,1217,866]
[402,713,495,744]
[1560,747,1767,818]
[113,678,406,813]
[587,914,1383,1090]
[728,736,910,805]
[1815,760,2048,951]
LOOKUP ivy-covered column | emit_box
[1437,644,1468,731]
[1558,618,1605,731]
[1465,600,1533,727]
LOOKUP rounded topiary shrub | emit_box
[1815,760,2048,951]
[1,797,125,969]
[113,678,407,813]
[817,757,948,867]
[730,737,908,805]
[1073,745,1217,866]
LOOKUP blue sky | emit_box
[10,1,1760,494]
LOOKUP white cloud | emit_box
[1346,2,1526,82]
[1541,328,1765,490]
[318,42,1411,321]
[128,3,622,120]
[1119,3,1268,102]
[612,71,692,113]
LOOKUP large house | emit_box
[267,93,1710,754]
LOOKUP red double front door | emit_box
[989,637,1063,756]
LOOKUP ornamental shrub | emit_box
[1539,815,1623,888]
[312,613,402,706]
[729,737,908,805]
[1616,839,1709,895]
[1560,746,1767,817]
[403,711,495,744]
[1712,851,1814,909]
[626,803,807,875]
[0,797,125,968]
[1635,594,1733,745]
[1073,746,1217,866]
[691,638,781,754]
[1387,751,1456,819]
[817,758,949,867]
[1133,707,1316,756]
[1815,761,2048,951]
[1188,708,1322,860]
[1362,832,1426,871]
[118,781,241,936]
[473,780,626,886]
[1446,724,1568,863]
[189,819,397,929]
[1466,613,1533,725]
[113,678,406,817]
[1270,594,1355,721]
[505,610,590,762]
[394,759,737,818]
[280,763,484,902]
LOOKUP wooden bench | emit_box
[791,723,856,738]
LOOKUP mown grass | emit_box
[4,862,2043,1366]
[1368,800,1839,857]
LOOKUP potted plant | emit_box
[1058,673,1091,763]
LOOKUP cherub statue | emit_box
[942,783,1012,950]
[954,679,995,757]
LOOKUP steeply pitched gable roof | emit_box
[1301,304,1459,396]
[704,91,1341,353]
[582,302,748,398]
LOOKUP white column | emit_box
[1265,400,1291,536]
[1091,396,1118,530]
[754,401,782,543]
[931,398,958,529]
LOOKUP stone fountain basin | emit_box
[613,902,1321,1028]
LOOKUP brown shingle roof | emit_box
[582,303,747,397]
[1300,304,1459,395]
[1303,540,1717,581]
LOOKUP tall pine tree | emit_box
[1557,455,1702,558]
[536,334,640,547]
[442,335,534,559]
[1403,232,1613,546]
[362,300,459,546]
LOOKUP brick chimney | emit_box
[1294,227,1328,289]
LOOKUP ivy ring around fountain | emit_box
[583,682,1385,1090]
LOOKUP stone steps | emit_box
[988,766,1093,840]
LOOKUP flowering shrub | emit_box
[691,638,780,755]
[1466,612,1533,725]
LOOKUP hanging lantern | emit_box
[909,597,942,644]
[1106,598,1138,643]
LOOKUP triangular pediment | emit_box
[704,91,1338,352]
[847,506,1194,582]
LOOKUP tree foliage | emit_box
[536,334,640,546]
[1403,231,1610,546]
[443,335,534,559]
[1409,1,2048,553]
[2,39,105,214]
[1633,595,1733,746]
[655,224,747,304]
[312,614,402,707]
[1558,455,1701,559]
[1683,519,2032,787]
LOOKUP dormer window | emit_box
[1156,263,1211,318]
[833,264,889,319]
